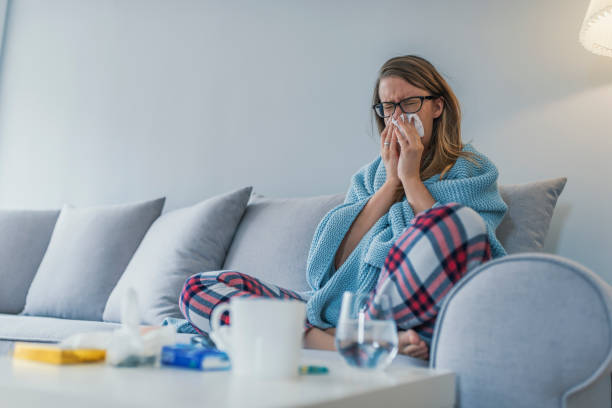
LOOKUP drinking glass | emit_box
[335,291,398,370]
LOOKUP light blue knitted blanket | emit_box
[304,143,508,328]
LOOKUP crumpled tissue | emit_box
[390,113,425,138]
[59,287,175,367]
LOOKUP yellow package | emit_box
[12,342,106,364]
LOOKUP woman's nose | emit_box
[392,108,402,121]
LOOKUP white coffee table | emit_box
[0,349,454,408]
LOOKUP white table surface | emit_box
[0,349,454,408]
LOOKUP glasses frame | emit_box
[372,95,440,118]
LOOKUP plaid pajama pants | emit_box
[179,202,492,343]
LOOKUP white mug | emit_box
[210,298,306,379]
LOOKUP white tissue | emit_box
[58,287,175,367]
[106,287,175,366]
[106,287,144,366]
[391,113,425,138]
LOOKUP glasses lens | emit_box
[400,98,422,114]
[373,104,386,118]
[381,102,396,117]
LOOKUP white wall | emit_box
[0,1,610,281]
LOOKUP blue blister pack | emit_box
[161,344,230,371]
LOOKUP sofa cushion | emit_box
[0,314,196,352]
[497,177,567,254]
[0,210,60,314]
[0,341,15,355]
[222,193,345,293]
[223,179,565,294]
[22,197,165,321]
[103,187,253,325]
[0,314,121,343]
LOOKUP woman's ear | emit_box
[433,96,444,119]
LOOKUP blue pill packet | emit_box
[161,344,230,371]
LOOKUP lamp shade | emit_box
[579,0,612,56]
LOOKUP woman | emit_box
[180,55,508,360]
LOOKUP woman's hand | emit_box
[397,329,429,360]
[309,328,429,360]
[392,116,424,184]
[380,122,402,188]
[303,327,336,351]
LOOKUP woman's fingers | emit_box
[389,128,399,156]
[401,115,421,146]
[384,128,392,155]
[380,126,388,150]
[401,342,427,353]
[401,344,420,354]
[404,346,427,356]
[402,344,429,360]
[403,347,427,360]
[381,128,391,159]
[396,330,429,360]
[394,126,408,150]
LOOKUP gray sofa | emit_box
[3,176,609,406]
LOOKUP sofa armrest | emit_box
[430,253,612,408]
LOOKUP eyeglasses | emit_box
[372,95,439,118]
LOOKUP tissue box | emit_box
[13,342,106,364]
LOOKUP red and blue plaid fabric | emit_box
[179,202,492,344]
[366,202,492,344]
[179,270,309,334]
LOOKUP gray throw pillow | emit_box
[0,210,60,314]
[497,177,567,254]
[223,178,566,294]
[22,197,165,321]
[103,186,253,325]
[222,193,345,293]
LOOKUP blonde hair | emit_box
[372,55,479,182]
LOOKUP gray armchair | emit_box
[430,253,612,408]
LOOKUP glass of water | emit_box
[335,291,398,370]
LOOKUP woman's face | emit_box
[378,76,444,150]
